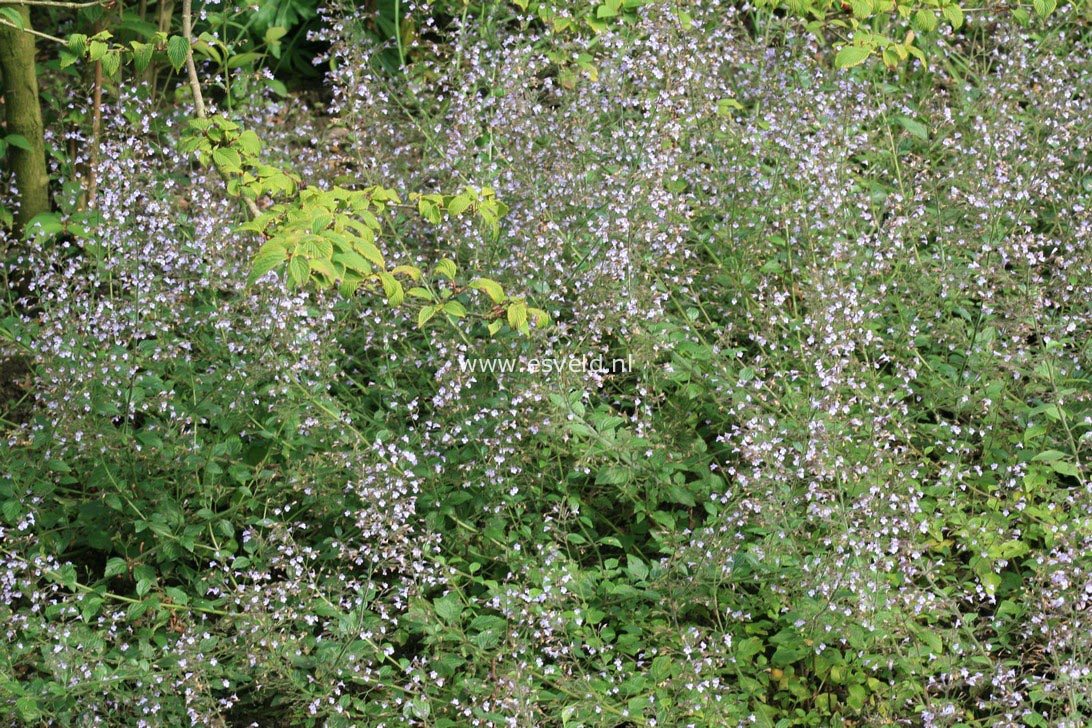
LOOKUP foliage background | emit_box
[2,0,1092,726]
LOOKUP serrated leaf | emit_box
[407,287,435,301]
[527,307,550,328]
[333,250,373,275]
[626,554,649,581]
[352,238,385,269]
[131,41,155,72]
[835,45,872,69]
[67,32,88,56]
[942,3,964,27]
[101,50,121,77]
[287,255,310,288]
[1033,0,1056,18]
[443,300,466,318]
[379,272,404,306]
[166,35,190,71]
[391,264,421,280]
[434,258,457,280]
[104,557,128,579]
[912,8,937,32]
[418,305,440,328]
[487,320,504,336]
[235,129,262,156]
[849,0,871,19]
[308,258,339,285]
[470,277,506,304]
[89,40,108,62]
[447,194,472,216]
[507,302,528,331]
[212,146,241,171]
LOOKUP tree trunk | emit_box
[0,5,50,235]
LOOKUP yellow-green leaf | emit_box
[379,272,404,306]
[248,241,288,284]
[834,45,871,69]
[469,277,506,304]
[287,255,310,289]
[418,305,440,328]
[434,258,457,281]
[443,300,467,318]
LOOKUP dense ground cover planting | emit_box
[2,0,1092,725]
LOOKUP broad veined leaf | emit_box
[333,251,373,275]
[442,300,467,318]
[287,255,311,288]
[418,304,441,328]
[378,272,404,306]
[470,278,506,304]
[248,241,289,284]
[834,44,872,69]
[166,35,190,71]
[352,237,385,269]
[434,258,457,281]
[391,264,422,280]
[507,302,528,332]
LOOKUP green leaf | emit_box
[16,697,41,722]
[447,194,472,216]
[379,272,404,306]
[434,258,457,281]
[4,134,31,152]
[418,305,440,328]
[391,264,421,280]
[1052,461,1080,478]
[352,238,385,269]
[771,643,809,666]
[89,40,109,62]
[912,8,937,32]
[407,286,435,301]
[166,35,190,71]
[101,50,121,77]
[527,307,550,328]
[834,45,872,69]
[333,251,373,275]
[104,557,128,578]
[212,147,242,171]
[248,241,288,284]
[442,300,466,318]
[849,0,872,19]
[0,7,25,30]
[470,277,506,304]
[1033,0,1056,18]
[227,51,264,69]
[625,554,649,582]
[287,255,311,288]
[68,32,88,57]
[434,593,463,623]
[507,302,528,332]
[896,115,929,140]
[131,41,155,73]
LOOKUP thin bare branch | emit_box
[0,16,67,44]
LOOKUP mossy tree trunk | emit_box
[0,5,50,235]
